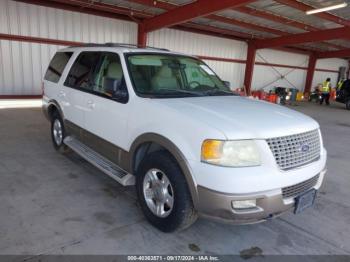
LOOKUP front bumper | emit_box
[196,167,326,224]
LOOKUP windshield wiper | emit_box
[201,89,237,96]
[154,88,203,97]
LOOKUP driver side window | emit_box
[92,53,126,97]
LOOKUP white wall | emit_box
[0,0,348,95]
[253,49,309,91]
[0,0,137,95]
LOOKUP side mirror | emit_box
[223,81,231,88]
[104,77,129,103]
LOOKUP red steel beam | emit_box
[304,54,317,95]
[50,0,151,19]
[253,27,350,49]
[206,14,289,36]
[274,0,350,28]
[14,0,146,22]
[244,43,256,95]
[131,0,288,36]
[316,49,350,59]
[0,33,82,46]
[137,24,147,47]
[235,6,346,50]
[142,0,255,32]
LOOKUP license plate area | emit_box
[294,189,317,214]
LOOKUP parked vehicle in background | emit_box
[336,79,350,110]
[42,44,327,232]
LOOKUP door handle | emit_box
[58,91,65,97]
[87,100,95,109]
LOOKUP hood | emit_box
[152,96,319,140]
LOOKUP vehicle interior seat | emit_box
[102,62,123,92]
[151,66,179,91]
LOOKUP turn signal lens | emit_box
[201,140,223,161]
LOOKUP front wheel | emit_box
[346,100,350,110]
[136,151,197,232]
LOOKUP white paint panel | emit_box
[316,58,348,70]
[0,0,137,95]
[148,28,247,60]
[256,49,309,67]
[252,65,307,91]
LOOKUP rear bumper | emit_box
[196,167,326,224]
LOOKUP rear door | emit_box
[63,52,101,129]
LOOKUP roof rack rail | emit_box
[71,43,169,51]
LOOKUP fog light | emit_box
[232,199,257,210]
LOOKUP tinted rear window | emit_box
[44,52,73,83]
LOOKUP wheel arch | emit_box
[129,133,199,207]
[47,100,64,121]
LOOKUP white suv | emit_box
[43,44,327,232]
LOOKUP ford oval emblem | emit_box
[300,143,310,152]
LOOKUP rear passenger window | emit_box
[44,52,73,83]
[64,52,100,90]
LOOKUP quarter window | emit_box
[44,52,73,83]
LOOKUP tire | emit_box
[50,112,70,153]
[136,151,198,232]
[346,100,350,110]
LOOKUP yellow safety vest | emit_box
[337,80,344,90]
[322,81,330,93]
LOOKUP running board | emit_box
[64,136,135,186]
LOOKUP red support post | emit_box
[244,43,256,96]
[304,54,317,96]
[137,24,147,48]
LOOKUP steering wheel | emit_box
[188,81,201,89]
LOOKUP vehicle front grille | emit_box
[266,129,321,170]
[282,174,319,199]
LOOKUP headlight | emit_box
[201,140,261,167]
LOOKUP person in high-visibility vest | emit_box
[320,78,331,105]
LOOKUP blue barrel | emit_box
[290,88,298,102]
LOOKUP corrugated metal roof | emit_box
[301,0,350,20]
[249,0,341,29]
[97,0,350,52]
[217,9,306,34]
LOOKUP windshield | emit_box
[126,53,234,98]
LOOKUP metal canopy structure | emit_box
[11,0,350,94]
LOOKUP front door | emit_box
[83,52,131,153]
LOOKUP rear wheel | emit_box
[51,113,70,153]
[136,151,197,232]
